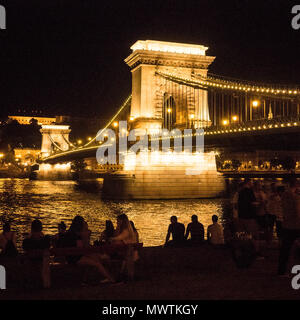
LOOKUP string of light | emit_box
[156,71,300,96]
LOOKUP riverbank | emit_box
[1,244,299,300]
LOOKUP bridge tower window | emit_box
[163,93,176,130]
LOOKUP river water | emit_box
[0,179,231,248]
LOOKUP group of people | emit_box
[0,213,140,287]
[164,214,224,247]
[233,178,300,275]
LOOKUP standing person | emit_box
[253,180,268,235]
[278,179,300,276]
[237,179,262,256]
[266,184,283,243]
[207,215,224,245]
[0,222,18,257]
[231,183,244,231]
[164,216,185,247]
[275,186,285,240]
[184,215,204,245]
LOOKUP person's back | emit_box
[238,185,256,219]
[281,188,300,230]
[189,222,204,241]
[22,220,51,258]
[185,215,204,242]
[207,215,224,245]
[164,216,185,247]
[171,222,185,242]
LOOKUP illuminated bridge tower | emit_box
[125,40,215,132]
[40,125,71,159]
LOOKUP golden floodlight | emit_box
[88,137,92,141]
[129,116,135,121]
[222,120,229,126]
[252,100,259,107]
[77,140,82,145]
[232,115,238,122]
[190,114,195,119]
[167,108,172,113]
[113,121,119,127]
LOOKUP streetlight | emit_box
[232,115,238,122]
[113,121,118,128]
[77,140,82,145]
[222,119,229,126]
[252,100,259,107]
[87,137,92,141]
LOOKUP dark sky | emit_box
[0,0,299,118]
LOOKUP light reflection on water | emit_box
[0,179,228,248]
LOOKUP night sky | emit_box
[0,0,299,119]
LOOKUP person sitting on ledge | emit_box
[52,221,67,247]
[59,215,116,285]
[0,222,18,258]
[207,215,224,246]
[184,215,204,246]
[96,220,115,245]
[110,214,139,281]
[164,216,185,247]
[22,219,51,288]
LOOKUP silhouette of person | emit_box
[185,215,204,246]
[278,179,300,275]
[0,222,18,257]
[59,215,116,284]
[22,219,51,288]
[164,216,185,247]
[98,220,115,244]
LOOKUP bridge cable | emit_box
[82,94,132,148]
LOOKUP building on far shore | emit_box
[8,115,56,125]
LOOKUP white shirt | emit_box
[207,223,224,245]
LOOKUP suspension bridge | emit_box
[35,40,300,198]
[41,39,300,164]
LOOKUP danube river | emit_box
[0,179,231,248]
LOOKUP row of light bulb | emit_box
[157,71,299,96]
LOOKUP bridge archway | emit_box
[163,93,176,130]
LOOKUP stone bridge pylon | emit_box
[40,125,71,159]
[125,40,215,133]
